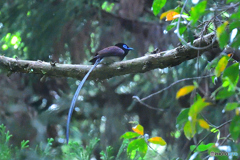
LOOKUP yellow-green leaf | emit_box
[216,21,229,40]
[121,132,141,139]
[189,97,210,123]
[132,124,144,135]
[214,56,229,77]
[184,120,196,140]
[176,85,196,99]
[148,137,167,146]
[236,107,240,115]
[198,119,210,130]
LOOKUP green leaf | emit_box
[148,137,167,146]
[229,116,240,140]
[216,87,235,100]
[227,0,240,3]
[216,21,229,49]
[230,8,240,20]
[190,0,207,25]
[184,120,196,140]
[223,63,239,91]
[219,31,230,49]
[166,24,175,31]
[176,85,196,99]
[229,21,240,31]
[179,26,187,35]
[214,56,229,77]
[132,124,144,135]
[189,97,210,122]
[21,140,29,149]
[127,140,139,155]
[152,0,167,16]
[190,143,215,152]
[121,132,141,139]
[138,139,148,157]
[231,34,240,49]
[176,108,190,130]
[127,138,148,158]
[224,103,239,111]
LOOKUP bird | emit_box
[66,43,133,144]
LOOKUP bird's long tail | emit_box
[66,58,102,144]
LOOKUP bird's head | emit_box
[115,43,133,54]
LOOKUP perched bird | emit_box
[66,43,133,144]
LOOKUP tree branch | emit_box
[0,33,217,80]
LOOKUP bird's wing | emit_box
[97,46,125,57]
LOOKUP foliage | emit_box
[121,124,167,158]
[0,124,114,160]
[175,56,240,159]
[0,124,12,160]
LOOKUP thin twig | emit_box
[132,96,165,111]
[139,74,213,102]
[219,133,231,146]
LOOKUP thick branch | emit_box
[0,33,217,80]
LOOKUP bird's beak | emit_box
[128,47,134,50]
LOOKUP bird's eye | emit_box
[123,44,128,49]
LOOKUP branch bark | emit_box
[0,33,217,80]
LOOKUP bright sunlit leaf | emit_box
[10,36,19,45]
[127,138,147,158]
[121,132,141,139]
[176,85,196,99]
[152,0,167,16]
[190,143,214,152]
[214,56,229,77]
[101,1,114,12]
[2,44,8,50]
[148,137,167,146]
[198,119,209,130]
[160,10,172,19]
[132,124,144,135]
[160,10,179,21]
